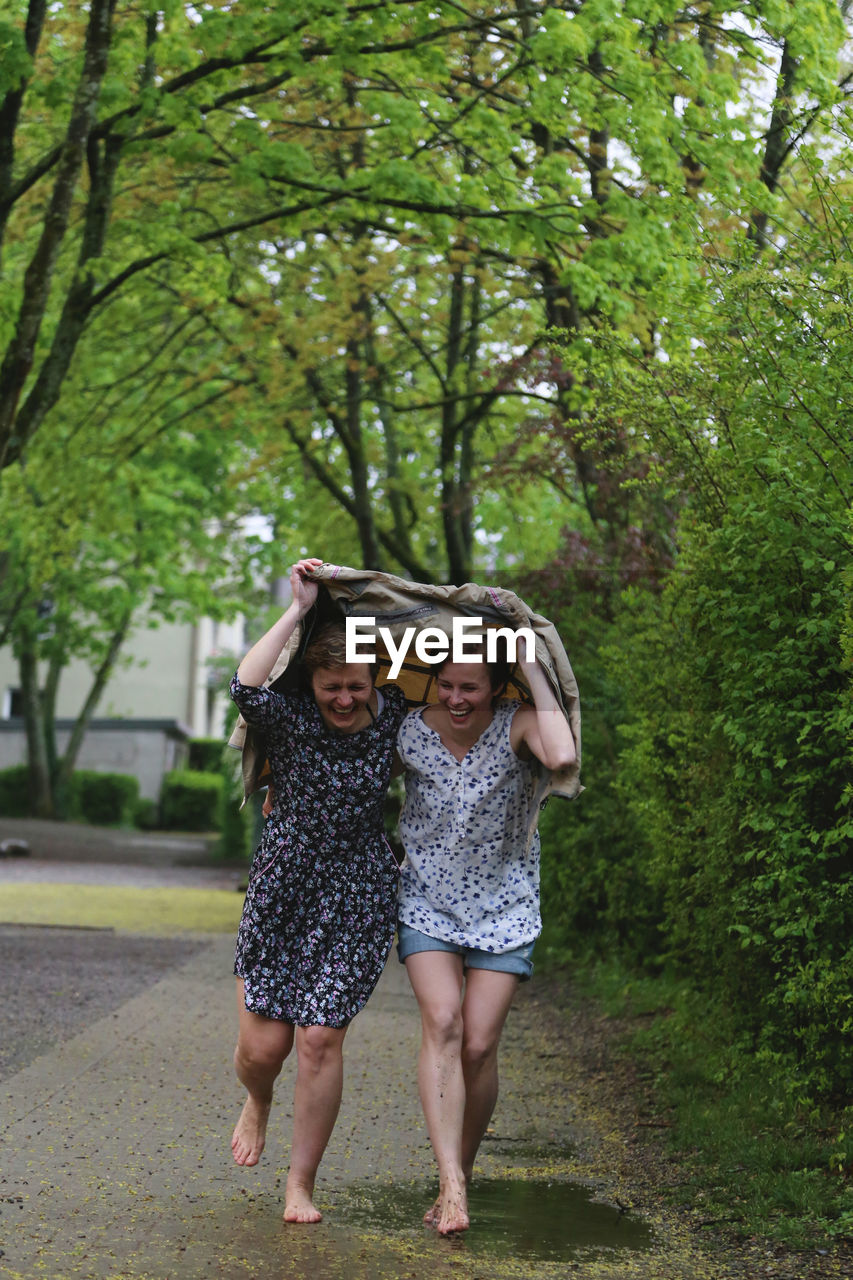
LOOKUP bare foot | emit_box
[283,1176,322,1224]
[423,1195,440,1226]
[231,1095,270,1166]
[425,1171,471,1228]
[434,1183,469,1236]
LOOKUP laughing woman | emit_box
[396,647,576,1235]
[229,557,406,1224]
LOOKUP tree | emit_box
[223,0,846,578]
[3,2,846,583]
[0,326,265,816]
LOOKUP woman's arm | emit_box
[236,558,322,687]
[390,750,405,779]
[510,657,577,770]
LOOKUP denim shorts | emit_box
[396,922,535,980]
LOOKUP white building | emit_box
[0,616,246,800]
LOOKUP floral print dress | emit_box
[230,674,406,1027]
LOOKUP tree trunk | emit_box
[11,132,123,458]
[40,634,65,815]
[749,39,798,251]
[56,607,134,806]
[17,635,54,817]
[0,0,116,468]
[441,256,470,584]
[0,0,49,256]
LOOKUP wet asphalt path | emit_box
[0,820,715,1280]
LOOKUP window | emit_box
[4,688,24,718]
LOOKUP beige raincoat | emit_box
[229,563,582,812]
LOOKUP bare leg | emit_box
[405,952,470,1235]
[283,1023,348,1223]
[458,968,520,1180]
[232,978,294,1166]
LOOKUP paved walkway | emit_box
[0,821,717,1280]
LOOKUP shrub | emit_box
[599,486,852,1102]
[160,769,224,832]
[218,711,256,862]
[536,653,663,967]
[187,737,226,773]
[0,764,31,817]
[132,796,159,830]
[542,220,853,1106]
[217,742,254,860]
[597,261,853,1102]
[507,570,666,968]
[71,770,140,826]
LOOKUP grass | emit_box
[559,955,853,1249]
[0,882,243,934]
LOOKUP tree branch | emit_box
[0,0,117,469]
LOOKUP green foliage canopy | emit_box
[2,0,846,581]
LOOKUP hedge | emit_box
[0,764,31,817]
[71,770,140,826]
[160,769,224,832]
[187,737,226,773]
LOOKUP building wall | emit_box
[0,722,190,800]
[0,615,246,800]
[0,617,245,737]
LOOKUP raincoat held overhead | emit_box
[229,561,582,811]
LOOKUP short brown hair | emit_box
[301,623,378,683]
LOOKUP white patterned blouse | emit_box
[396,700,542,953]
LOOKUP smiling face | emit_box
[310,663,375,734]
[435,661,495,737]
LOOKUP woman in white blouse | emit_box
[395,648,576,1235]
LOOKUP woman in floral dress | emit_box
[229,557,406,1224]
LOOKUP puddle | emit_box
[479,1134,577,1162]
[338,1178,654,1262]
